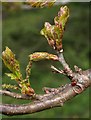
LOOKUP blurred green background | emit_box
[2,2,89,118]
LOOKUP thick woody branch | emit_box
[0,69,91,116]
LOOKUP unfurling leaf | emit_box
[26,0,56,8]
[2,84,19,90]
[25,52,58,95]
[41,6,69,51]
[29,52,58,61]
[2,47,35,96]
[5,73,18,80]
[2,47,22,81]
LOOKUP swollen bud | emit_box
[41,6,69,52]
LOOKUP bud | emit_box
[41,6,69,51]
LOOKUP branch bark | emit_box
[0,90,34,100]
[0,69,91,116]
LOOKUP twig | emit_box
[0,90,33,100]
[74,65,83,74]
[0,90,44,100]
[58,50,74,79]
[51,65,65,75]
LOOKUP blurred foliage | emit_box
[2,2,22,13]
[2,2,89,118]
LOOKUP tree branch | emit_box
[0,90,34,100]
[0,69,91,116]
[58,50,73,78]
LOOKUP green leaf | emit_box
[2,84,19,90]
[2,47,35,96]
[5,73,18,80]
[54,6,69,30]
[2,47,23,81]
[26,0,56,8]
[41,6,69,51]
[29,52,58,61]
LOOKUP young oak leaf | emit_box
[25,52,58,96]
[2,84,19,90]
[2,47,23,81]
[26,52,58,90]
[54,6,69,30]
[40,6,69,52]
[29,52,58,61]
[5,73,18,80]
[26,0,56,8]
[2,47,35,96]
